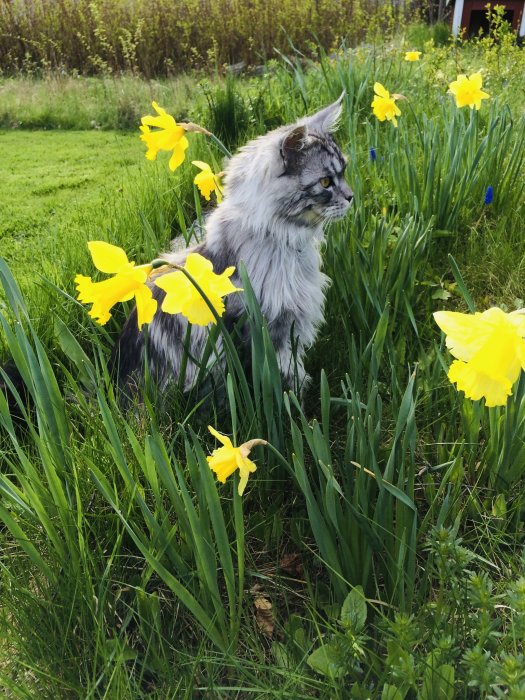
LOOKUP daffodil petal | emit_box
[168,137,189,171]
[141,113,178,132]
[183,253,213,281]
[236,456,257,496]
[470,73,482,89]
[448,73,490,110]
[155,253,238,326]
[88,305,112,326]
[152,101,166,116]
[509,310,525,338]
[182,295,221,325]
[75,274,95,302]
[434,310,494,361]
[88,241,131,274]
[374,82,389,98]
[155,271,192,315]
[210,271,242,298]
[192,160,212,172]
[208,425,234,449]
[134,284,158,329]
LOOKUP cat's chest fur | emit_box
[236,237,329,348]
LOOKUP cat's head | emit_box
[221,95,352,245]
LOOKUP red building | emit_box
[451,0,525,38]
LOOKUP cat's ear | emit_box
[280,125,309,169]
[306,92,345,133]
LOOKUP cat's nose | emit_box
[341,182,354,202]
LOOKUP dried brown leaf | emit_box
[279,552,304,577]
[254,595,274,638]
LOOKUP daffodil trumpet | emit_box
[154,253,242,327]
[75,241,157,329]
[448,73,490,110]
[434,307,525,407]
[371,82,405,127]
[140,102,232,170]
[206,425,267,496]
[192,161,224,203]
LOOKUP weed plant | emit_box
[1,0,409,77]
[1,27,525,698]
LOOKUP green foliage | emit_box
[203,77,252,150]
[285,370,418,608]
[307,587,368,680]
[1,35,525,697]
[431,22,452,46]
[0,0,410,78]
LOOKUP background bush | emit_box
[0,0,422,77]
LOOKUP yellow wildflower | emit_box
[192,160,223,203]
[434,307,525,407]
[140,101,190,171]
[371,82,402,127]
[448,73,490,110]
[404,51,422,61]
[206,426,267,496]
[154,252,241,326]
[75,242,157,328]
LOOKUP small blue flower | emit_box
[484,186,493,205]
[369,146,377,162]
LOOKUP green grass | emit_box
[1,131,137,266]
[1,31,525,698]
[0,74,203,130]
[0,128,199,350]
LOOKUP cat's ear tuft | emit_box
[280,125,309,169]
[306,93,345,133]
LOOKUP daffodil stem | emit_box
[264,442,293,473]
[151,258,169,269]
[178,322,192,394]
[233,483,244,640]
[405,99,424,147]
[208,133,232,159]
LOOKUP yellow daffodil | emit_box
[75,242,157,328]
[434,307,525,407]
[371,82,402,127]
[404,51,421,61]
[206,426,267,496]
[192,160,223,203]
[448,73,490,110]
[140,101,190,171]
[154,252,241,326]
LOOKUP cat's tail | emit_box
[108,306,148,398]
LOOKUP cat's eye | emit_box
[319,176,333,188]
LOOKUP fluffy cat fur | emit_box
[113,96,353,395]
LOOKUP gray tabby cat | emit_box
[114,95,353,393]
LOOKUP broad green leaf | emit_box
[382,685,405,700]
[307,643,346,679]
[340,586,367,632]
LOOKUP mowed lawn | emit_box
[0,130,139,271]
